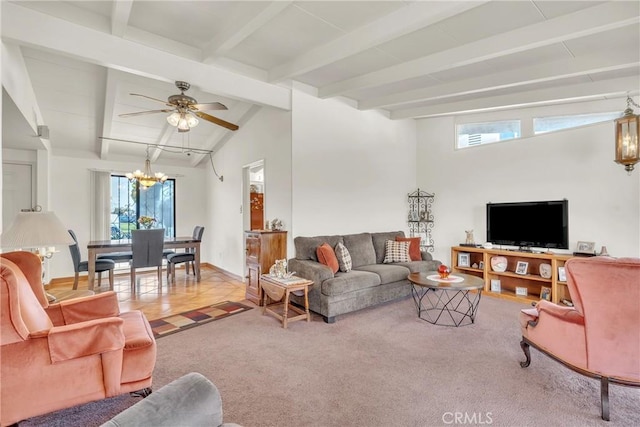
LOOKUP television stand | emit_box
[451,246,573,305]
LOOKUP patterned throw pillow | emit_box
[334,242,352,272]
[395,236,422,261]
[383,240,411,263]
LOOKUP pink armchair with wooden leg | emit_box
[519,256,640,421]
[0,251,157,426]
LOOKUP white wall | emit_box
[291,86,417,238]
[417,103,640,265]
[206,106,292,277]
[47,154,208,278]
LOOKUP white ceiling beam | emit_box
[360,56,640,110]
[1,42,50,151]
[390,76,640,119]
[320,1,640,98]
[202,1,292,63]
[150,124,175,163]
[268,1,489,83]
[99,69,118,159]
[124,26,202,62]
[111,0,133,37]
[189,103,258,167]
[1,2,291,110]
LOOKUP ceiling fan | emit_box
[119,81,239,132]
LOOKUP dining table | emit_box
[87,236,201,290]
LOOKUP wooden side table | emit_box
[260,274,313,328]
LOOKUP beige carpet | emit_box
[151,295,640,427]
[18,295,638,426]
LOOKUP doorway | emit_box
[243,160,265,231]
[2,162,34,229]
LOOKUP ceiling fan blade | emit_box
[130,93,173,106]
[190,102,227,111]
[195,111,239,131]
[119,109,174,117]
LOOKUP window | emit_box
[456,120,521,149]
[534,112,619,134]
[110,176,175,240]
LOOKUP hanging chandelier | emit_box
[126,147,168,188]
[167,109,199,132]
[614,95,640,174]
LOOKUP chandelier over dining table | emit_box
[126,146,168,188]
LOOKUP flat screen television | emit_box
[486,200,568,249]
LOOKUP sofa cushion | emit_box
[396,236,421,261]
[396,260,441,274]
[321,270,381,296]
[343,233,376,268]
[334,242,352,273]
[383,240,411,263]
[294,235,343,261]
[371,231,404,264]
[316,243,339,274]
[354,264,410,285]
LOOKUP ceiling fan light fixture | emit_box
[167,112,181,127]
[186,114,199,128]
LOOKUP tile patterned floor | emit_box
[47,265,248,321]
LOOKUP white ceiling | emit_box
[2,0,639,167]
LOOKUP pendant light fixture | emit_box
[614,95,640,174]
[126,146,168,188]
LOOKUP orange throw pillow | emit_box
[317,243,339,273]
[396,237,421,261]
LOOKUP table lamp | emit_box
[1,209,74,301]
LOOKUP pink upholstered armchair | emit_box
[519,256,640,421]
[0,251,157,426]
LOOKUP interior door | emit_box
[2,162,33,229]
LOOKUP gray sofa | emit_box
[288,231,441,323]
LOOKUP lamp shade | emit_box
[0,211,74,249]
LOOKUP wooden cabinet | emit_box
[245,230,287,305]
[450,246,572,305]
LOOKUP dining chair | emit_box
[130,229,165,291]
[68,230,115,290]
[166,226,205,283]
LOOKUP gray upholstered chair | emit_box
[101,372,240,427]
[130,229,165,291]
[166,226,204,283]
[68,230,116,290]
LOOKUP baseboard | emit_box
[205,263,244,281]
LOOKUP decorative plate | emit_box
[539,263,552,279]
[490,256,508,272]
[426,274,464,283]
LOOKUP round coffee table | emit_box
[408,272,484,327]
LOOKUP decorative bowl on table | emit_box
[438,264,451,279]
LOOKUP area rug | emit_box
[149,300,252,338]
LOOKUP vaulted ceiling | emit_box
[2,1,639,167]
